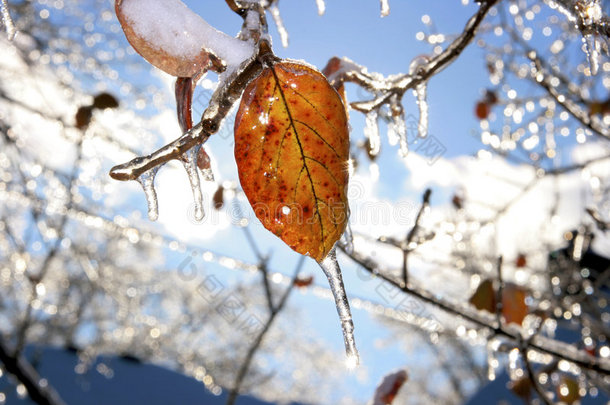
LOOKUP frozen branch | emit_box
[339,246,610,375]
[326,0,500,113]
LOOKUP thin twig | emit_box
[402,188,431,286]
[226,256,305,405]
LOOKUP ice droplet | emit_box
[379,0,390,17]
[182,146,204,222]
[364,110,380,157]
[1,0,16,41]
[315,0,326,16]
[270,6,289,48]
[318,247,359,365]
[582,34,600,75]
[137,168,159,221]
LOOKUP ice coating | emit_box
[118,0,253,70]
[1,0,16,40]
[379,0,390,17]
[315,0,326,16]
[318,247,359,365]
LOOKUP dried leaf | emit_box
[75,106,93,130]
[371,369,408,405]
[212,185,224,210]
[509,377,532,400]
[294,275,314,288]
[92,92,119,109]
[557,376,580,404]
[234,61,350,261]
[469,278,496,313]
[502,283,528,326]
[175,77,194,132]
[115,0,225,77]
[515,253,527,268]
[475,101,490,120]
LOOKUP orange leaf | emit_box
[502,283,528,326]
[234,61,350,261]
[469,278,496,313]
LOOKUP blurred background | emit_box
[0,0,609,404]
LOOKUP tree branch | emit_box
[0,338,66,405]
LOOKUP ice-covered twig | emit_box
[401,188,431,286]
[339,246,610,375]
[326,0,499,114]
[528,52,609,140]
[1,0,16,40]
[109,50,265,181]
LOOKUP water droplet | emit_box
[318,247,359,365]
[137,168,159,221]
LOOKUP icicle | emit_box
[413,83,428,138]
[196,146,214,182]
[409,55,430,138]
[270,6,289,48]
[388,115,408,157]
[1,0,16,41]
[364,110,380,158]
[318,247,359,366]
[315,0,326,16]
[379,0,390,17]
[182,146,204,222]
[583,34,600,75]
[137,168,159,221]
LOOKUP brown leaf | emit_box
[515,253,527,268]
[475,101,490,120]
[372,369,408,405]
[75,106,93,130]
[212,185,224,210]
[92,92,119,109]
[294,275,314,288]
[469,278,496,313]
[234,61,350,261]
[509,377,532,400]
[175,77,194,132]
[557,376,580,404]
[115,0,224,77]
[502,283,528,326]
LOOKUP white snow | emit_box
[120,0,254,70]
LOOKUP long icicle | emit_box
[318,247,359,367]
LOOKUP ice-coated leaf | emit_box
[234,61,350,261]
[115,0,252,77]
[469,278,496,313]
[371,369,408,405]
